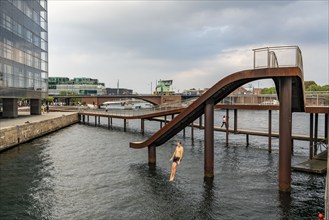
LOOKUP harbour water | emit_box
[0,110,326,219]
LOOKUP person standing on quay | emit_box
[169,141,184,181]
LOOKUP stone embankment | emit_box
[0,112,79,151]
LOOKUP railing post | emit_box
[267,47,270,68]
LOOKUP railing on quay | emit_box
[78,104,184,117]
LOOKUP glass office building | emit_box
[0,0,48,117]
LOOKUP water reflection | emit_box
[278,191,292,219]
[0,139,55,219]
[195,178,216,219]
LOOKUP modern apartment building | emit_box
[48,77,106,96]
[0,0,48,118]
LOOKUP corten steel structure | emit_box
[130,46,305,191]
[0,0,48,118]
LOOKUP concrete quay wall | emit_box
[0,113,79,152]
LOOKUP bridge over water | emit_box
[127,46,317,192]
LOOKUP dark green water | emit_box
[0,110,326,219]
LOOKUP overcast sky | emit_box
[48,0,329,94]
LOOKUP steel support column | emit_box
[268,110,272,153]
[124,119,127,132]
[325,113,328,144]
[279,77,292,192]
[141,119,145,135]
[314,113,319,155]
[234,109,238,134]
[191,122,194,142]
[310,113,314,159]
[225,109,229,147]
[204,101,214,178]
[148,145,156,165]
[325,114,329,218]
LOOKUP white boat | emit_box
[100,101,133,110]
[130,100,154,109]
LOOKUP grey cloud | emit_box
[48,1,328,93]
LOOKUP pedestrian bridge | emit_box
[130,46,306,192]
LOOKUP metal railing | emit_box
[253,46,303,71]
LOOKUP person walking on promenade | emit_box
[221,115,227,128]
[41,104,45,114]
[169,141,184,181]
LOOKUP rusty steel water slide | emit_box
[130,46,305,149]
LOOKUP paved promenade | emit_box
[0,111,77,130]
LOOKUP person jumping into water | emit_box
[169,141,184,181]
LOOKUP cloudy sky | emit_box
[48,0,328,94]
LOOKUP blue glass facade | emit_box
[0,0,48,100]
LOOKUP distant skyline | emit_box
[48,1,328,94]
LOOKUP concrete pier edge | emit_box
[0,112,79,152]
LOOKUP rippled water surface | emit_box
[0,110,326,219]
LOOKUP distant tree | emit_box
[321,85,329,91]
[304,81,317,90]
[305,82,329,91]
[58,91,80,103]
[261,87,276,94]
[43,96,54,103]
[307,84,322,91]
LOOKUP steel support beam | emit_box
[279,77,292,192]
[204,101,214,178]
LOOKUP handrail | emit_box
[253,46,303,71]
